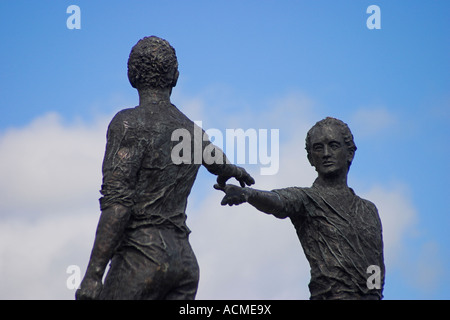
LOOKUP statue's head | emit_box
[127,36,179,90]
[305,117,357,177]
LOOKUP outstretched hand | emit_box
[216,166,255,188]
[214,183,249,206]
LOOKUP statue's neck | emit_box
[138,87,172,106]
[314,173,349,190]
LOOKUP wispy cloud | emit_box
[0,212,97,299]
[0,112,109,299]
[0,113,108,217]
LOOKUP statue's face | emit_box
[308,125,353,178]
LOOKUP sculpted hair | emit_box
[127,36,178,90]
[305,117,357,168]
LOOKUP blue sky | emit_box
[0,1,448,300]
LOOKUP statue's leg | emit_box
[99,247,167,300]
[164,238,199,300]
[99,227,200,300]
[99,227,169,300]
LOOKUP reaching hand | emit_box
[216,166,255,188]
[214,183,250,206]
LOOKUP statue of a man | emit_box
[76,36,254,300]
[215,117,385,299]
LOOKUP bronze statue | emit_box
[76,36,254,300]
[215,117,385,299]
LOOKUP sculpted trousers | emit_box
[99,226,199,300]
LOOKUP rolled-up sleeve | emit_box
[99,111,145,210]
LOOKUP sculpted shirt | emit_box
[99,102,232,235]
[272,181,385,299]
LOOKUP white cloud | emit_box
[0,113,108,216]
[0,211,98,299]
[0,112,108,299]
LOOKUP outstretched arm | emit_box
[214,184,288,219]
[202,139,255,188]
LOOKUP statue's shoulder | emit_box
[354,192,379,213]
[107,107,139,131]
[111,107,137,123]
[273,186,306,195]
